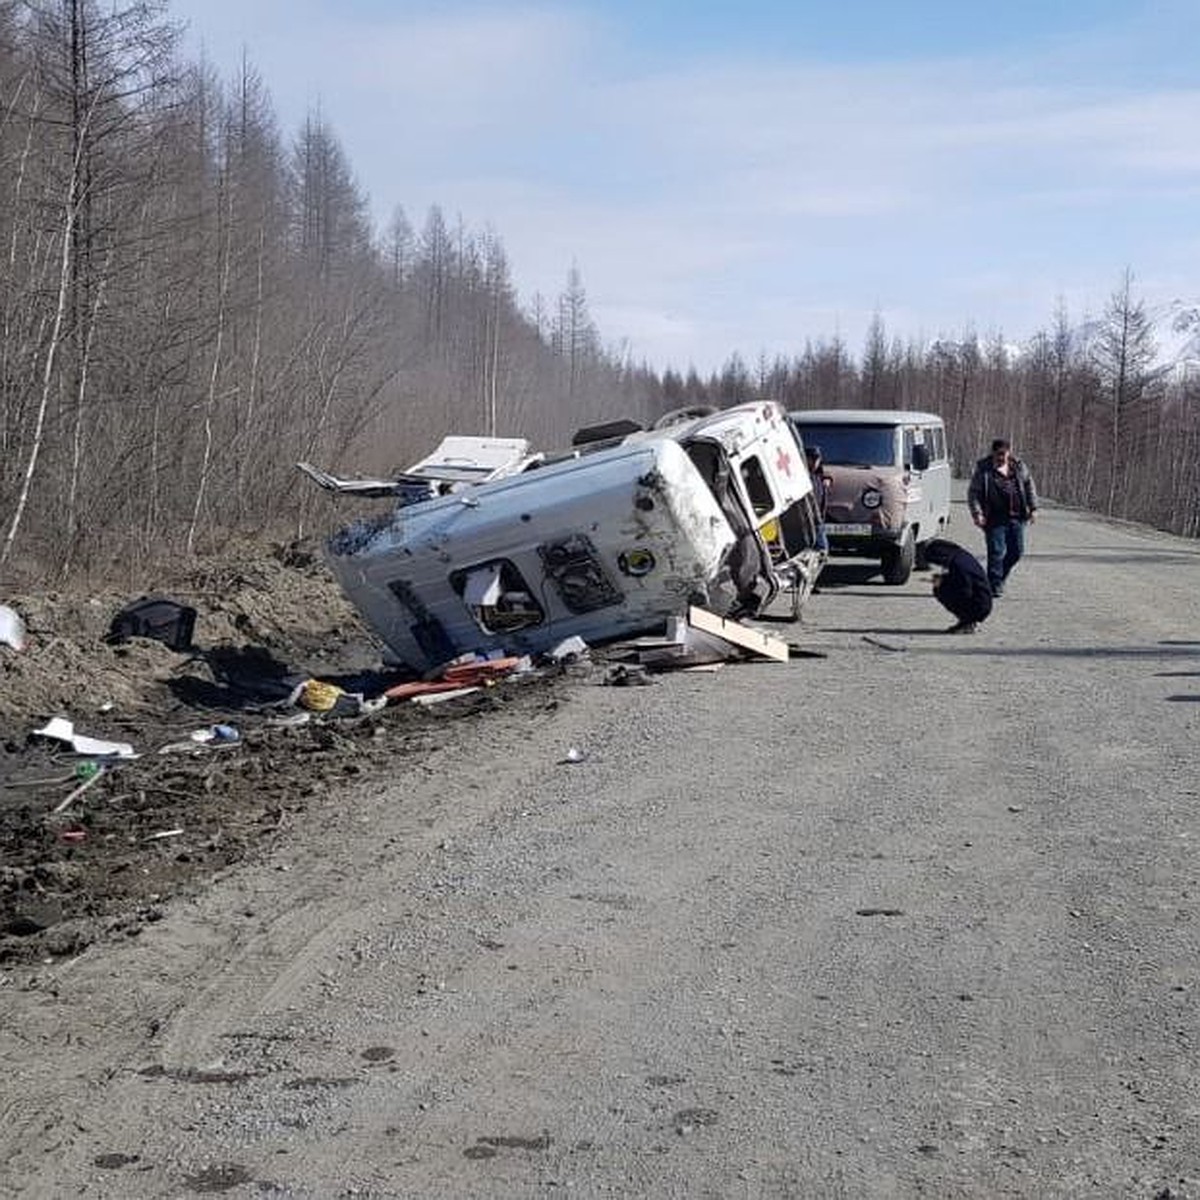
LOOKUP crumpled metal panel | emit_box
[326,438,736,672]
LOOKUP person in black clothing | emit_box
[923,538,993,633]
[966,438,1038,597]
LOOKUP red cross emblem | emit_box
[775,446,793,477]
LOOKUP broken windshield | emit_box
[793,424,897,468]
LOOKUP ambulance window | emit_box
[449,559,546,633]
[902,427,916,467]
[740,456,775,516]
[779,499,811,556]
[932,426,946,460]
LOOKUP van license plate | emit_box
[835,523,874,536]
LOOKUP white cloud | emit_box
[333,8,594,129]
[168,2,1200,372]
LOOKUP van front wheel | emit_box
[880,529,915,585]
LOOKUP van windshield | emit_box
[793,424,896,468]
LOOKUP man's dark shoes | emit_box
[947,620,978,634]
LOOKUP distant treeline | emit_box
[1,2,1195,587]
[680,277,1200,541]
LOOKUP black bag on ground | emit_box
[106,596,197,652]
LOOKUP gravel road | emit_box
[3,494,1199,1199]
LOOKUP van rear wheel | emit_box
[880,528,915,585]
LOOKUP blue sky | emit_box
[167,0,1200,373]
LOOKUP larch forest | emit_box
[2,0,1197,588]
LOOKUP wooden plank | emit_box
[686,606,789,663]
[410,686,482,706]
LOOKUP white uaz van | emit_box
[788,409,952,585]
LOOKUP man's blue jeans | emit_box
[985,519,1025,595]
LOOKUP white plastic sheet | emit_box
[34,716,137,758]
[0,604,25,651]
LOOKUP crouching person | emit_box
[924,538,993,634]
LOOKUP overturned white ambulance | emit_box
[308,402,823,673]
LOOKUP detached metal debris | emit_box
[608,606,790,670]
[302,403,824,675]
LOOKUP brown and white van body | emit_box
[788,409,951,584]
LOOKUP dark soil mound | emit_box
[0,541,557,965]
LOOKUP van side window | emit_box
[740,456,775,516]
[902,427,916,467]
[930,426,945,460]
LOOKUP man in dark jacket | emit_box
[966,438,1038,597]
[924,538,993,633]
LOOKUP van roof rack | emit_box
[571,419,644,448]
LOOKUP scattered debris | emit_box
[442,655,527,683]
[546,635,590,665]
[385,654,526,703]
[385,679,481,702]
[292,679,346,711]
[2,540,516,965]
[410,686,483,706]
[559,747,588,764]
[158,740,215,756]
[288,679,383,717]
[299,435,539,503]
[861,635,906,653]
[0,604,26,652]
[606,607,790,671]
[189,724,241,746]
[33,716,137,759]
[51,768,108,815]
[106,596,197,652]
[602,663,653,687]
[264,711,311,728]
[686,606,789,663]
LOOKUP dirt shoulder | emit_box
[0,542,570,966]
